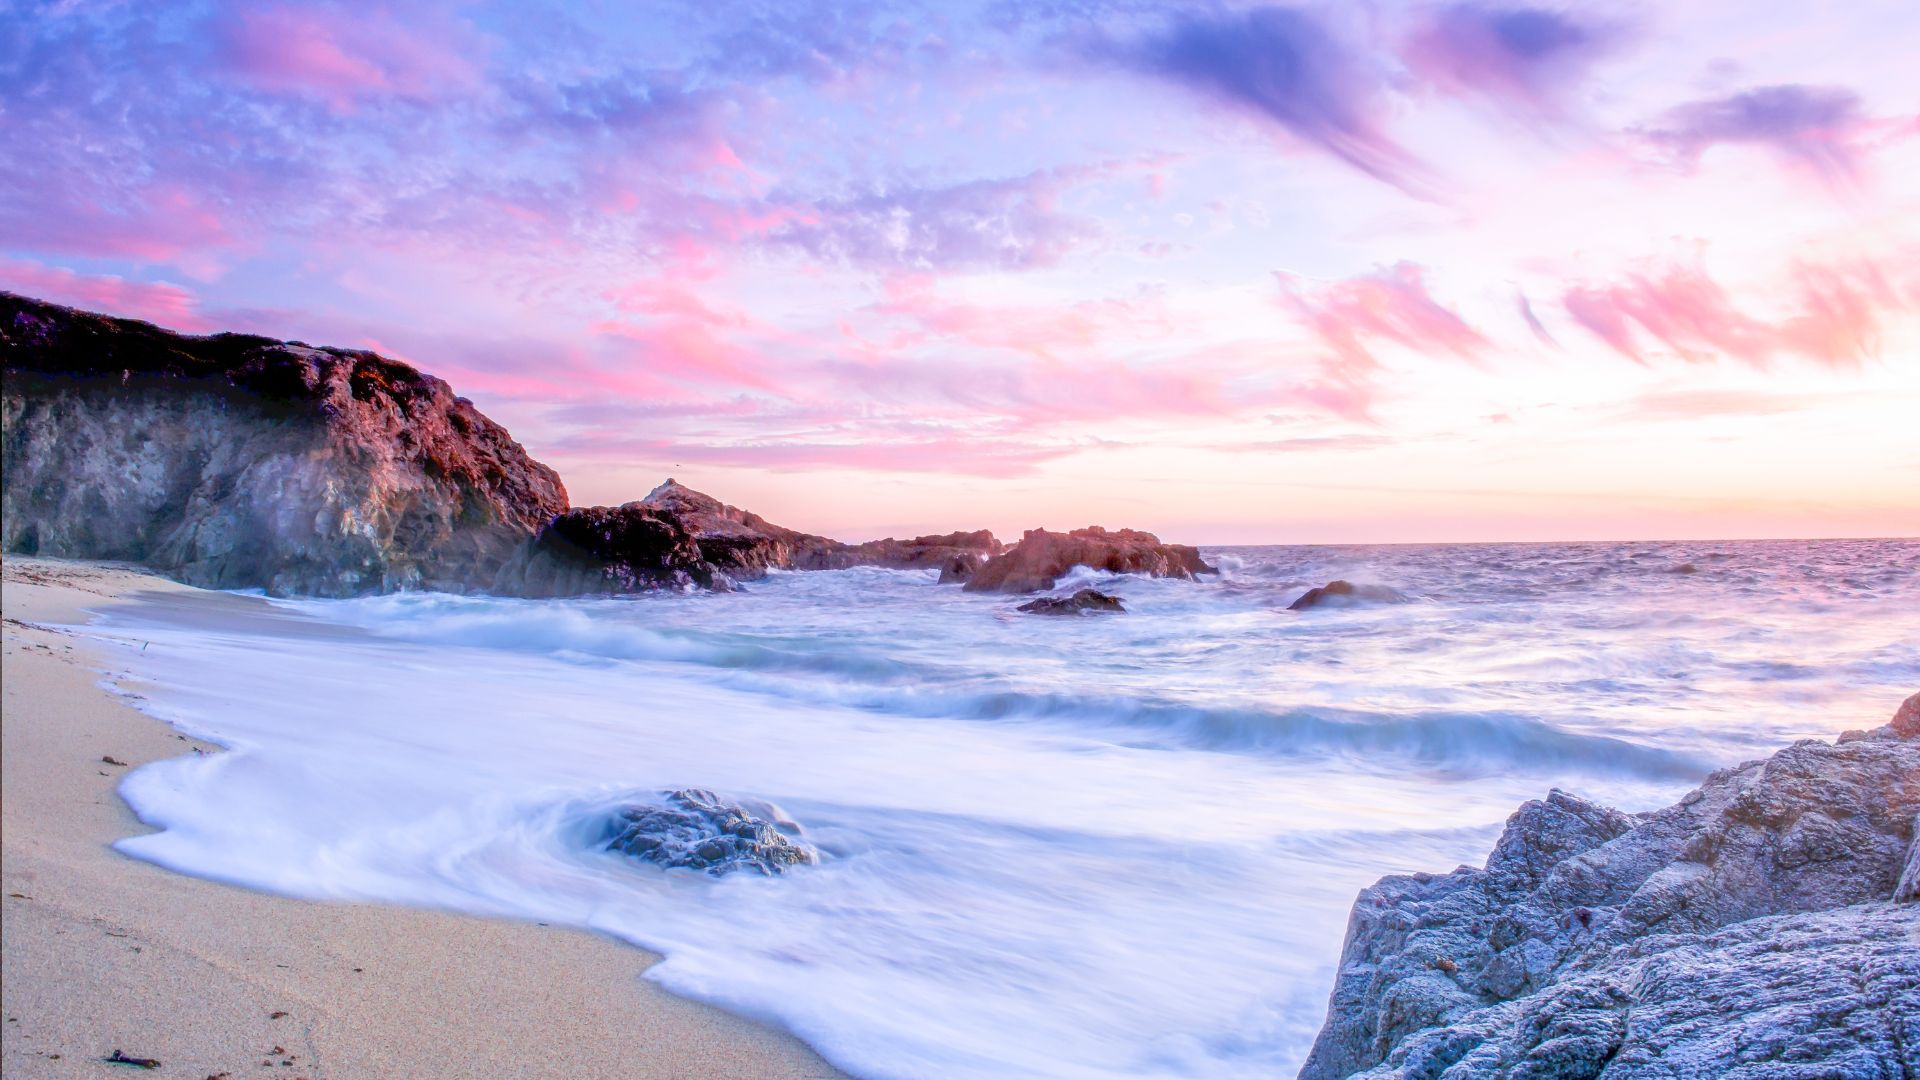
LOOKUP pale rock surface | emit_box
[1301,692,1920,1080]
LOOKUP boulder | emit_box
[1287,580,1409,611]
[601,789,816,876]
[937,552,984,584]
[964,527,1214,594]
[1300,695,1920,1080]
[1016,589,1126,616]
[1,292,567,596]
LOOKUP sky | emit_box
[3,0,1918,543]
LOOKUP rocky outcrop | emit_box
[1288,580,1410,611]
[2,293,567,596]
[839,529,1004,574]
[1301,692,1920,1080]
[963,527,1215,594]
[1016,589,1126,616]
[504,479,1003,594]
[601,789,816,876]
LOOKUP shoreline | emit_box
[0,555,843,1079]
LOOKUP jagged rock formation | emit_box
[3,294,1211,600]
[1016,588,1127,616]
[964,527,1215,594]
[1288,580,1410,611]
[1,293,566,595]
[1301,692,1920,1080]
[601,789,816,876]
[504,479,1003,594]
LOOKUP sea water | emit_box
[76,539,1920,1079]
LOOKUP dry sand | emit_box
[0,556,845,1079]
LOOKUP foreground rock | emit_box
[964,527,1215,594]
[1016,589,1126,616]
[1301,692,1920,1080]
[2,293,567,595]
[601,789,816,876]
[1287,580,1409,611]
[506,479,1002,593]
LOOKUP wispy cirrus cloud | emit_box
[1276,262,1486,417]
[1402,4,1624,119]
[1641,84,1871,185]
[1098,7,1421,191]
[215,1,486,111]
[1561,258,1899,368]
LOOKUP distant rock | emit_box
[1,292,567,596]
[838,530,1004,573]
[504,479,1003,594]
[1287,580,1408,611]
[601,789,816,876]
[1016,589,1126,616]
[1299,692,1920,1080]
[937,552,985,584]
[964,527,1214,594]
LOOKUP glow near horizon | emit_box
[3,1,1917,544]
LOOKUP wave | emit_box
[754,680,1708,781]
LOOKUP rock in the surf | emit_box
[1299,692,1920,1080]
[505,479,1004,595]
[964,527,1214,594]
[937,552,984,584]
[1286,580,1408,611]
[602,789,816,876]
[1017,589,1127,616]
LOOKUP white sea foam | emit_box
[78,538,1920,1078]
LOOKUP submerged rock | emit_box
[1287,580,1409,611]
[964,527,1214,594]
[1,292,568,596]
[1016,589,1127,616]
[602,789,816,876]
[1300,691,1920,1080]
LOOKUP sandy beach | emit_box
[0,556,843,1079]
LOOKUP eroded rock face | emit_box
[505,479,1003,594]
[2,293,567,596]
[1300,692,1920,1080]
[1016,588,1127,616]
[963,527,1215,594]
[601,789,816,876]
[1287,580,1410,611]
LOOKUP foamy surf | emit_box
[80,538,1920,1078]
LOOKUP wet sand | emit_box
[0,556,844,1079]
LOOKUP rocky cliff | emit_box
[2,293,567,595]
[4,293,1207,600]
[503,479,1004,594]
[1300,692,1920,1080]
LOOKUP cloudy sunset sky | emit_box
[5,0,1917,542]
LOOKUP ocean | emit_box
[78,538,1920,1079]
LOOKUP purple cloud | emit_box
[1646,84,1867,183]
[1107,7,1420,190]
[1404,5,1621,116]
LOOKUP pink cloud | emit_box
[0,258,211,332]
[0,183,232,265]
[1561,258,1898,369]
[544,430,1075,479]
[218,2,484,111]
[1275,262,1486,418]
